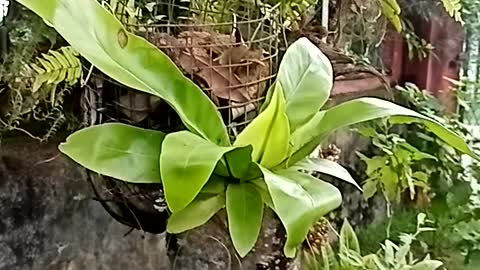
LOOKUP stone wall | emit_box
[0,138,168,270]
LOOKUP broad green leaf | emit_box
[260,166,342,257]
[161,131,242,212]
[224,146,254,180]
[274,37,333,131]
[59,123,164,183]
[286,98,478,166]
[226,183,264,257]
[235,84,290,168]
[250,178,275,209]
[410,260,443,270]
[339,219,361,254]
[292,158,362,190]
[167,194,225,233]
[286,111,326,166]
[18,0,229,146]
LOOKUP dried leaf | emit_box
[217,45,250,65]
[178,51,249,103]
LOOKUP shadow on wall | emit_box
[0,137,168,270]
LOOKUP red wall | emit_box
[383,14,464,112]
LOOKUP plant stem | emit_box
[385,194,393,239]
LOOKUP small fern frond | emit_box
[30,46,82,92]
[42,112,66,142]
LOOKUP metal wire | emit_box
[98,0,280,134]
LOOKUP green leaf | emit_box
[167,194,225,233]
[224,146,254,180]
[287,111,326,162]
[286,98,478,166]
[363,180,378,200]
[226,183,264,257]
[273,37,333,131]
[410,260,443,270]
[395,241,411,265]
[383,240,398,266]
[161,131,242,212]
[250,178,275,209]
[381,0,402,32]
[259,166,342,257]
[321,243,338,270]
[380,165,399,201]
[235,84,290,168]
[200,175,226,194]
[292,158,362,190]
[18,0,229,146]
[358,153,388,175]
[339,219,361,254]
[59,123,164,183]
[412,172,428,182]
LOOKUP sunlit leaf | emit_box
[260,166,342,257]
[285,98,478,166]
[59,123,164,183]
[292,158,362,190]
[226,183,264,257]
[271,37,333,131]
[381,0,402,32]
[235,84,290,168]
[161,131,246,212]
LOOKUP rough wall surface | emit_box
[0,138,168,270]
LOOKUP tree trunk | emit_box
[166,209,300,270]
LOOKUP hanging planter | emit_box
[57,0,281,241]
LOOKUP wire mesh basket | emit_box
[83,0,281,234]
